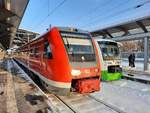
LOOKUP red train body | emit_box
[15,27,101,95]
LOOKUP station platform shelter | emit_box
[0,0,29,49]
[91,16,150,71]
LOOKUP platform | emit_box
[123,66,150,76]
[91,80,150,113]
[0,59,52,113]
[122,66,150,84]
[0,58,150,113]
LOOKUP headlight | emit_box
[71,69,81,76]
[95,69,98,73]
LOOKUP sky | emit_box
[19,0,150,34]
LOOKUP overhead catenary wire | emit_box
[48,0,50,15]
[73,0,111,26]
[30,0,48,28]
[75,0,129,27]
[79,0,131,28]
[34,0,68,30]
[80,0,150,29]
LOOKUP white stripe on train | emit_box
[15,59,71,89]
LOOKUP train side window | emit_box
[30,49,34,57]
[44,40,52,59]
[34,47,39,58]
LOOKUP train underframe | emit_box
[14,59,100,95]
[71,76,100,94]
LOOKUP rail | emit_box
[13,58,127,113]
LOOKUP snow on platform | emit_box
[123,72,150,83]
[2,59,150,113]
[121,60,150,71]
[91,80,150,113]
[0,59,52,113]
[121,60,150,82]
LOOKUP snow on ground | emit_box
[109,79,150,93]
[121,61,150,71]
[6,59,31,81]
[91,80,150,113]
[2,59,149,113]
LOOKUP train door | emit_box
[29,47,34,69]
[38,43,43,73]
[42,40,53,78]
[34,45,41,73]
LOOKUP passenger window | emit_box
[30,49,34,57]
[44,40,52,59]
[34,47,39,58]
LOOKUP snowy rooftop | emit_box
[90,1,150,39]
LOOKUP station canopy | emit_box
[90,12,150,71]
[91,16,150,42]
[0,0,29,49]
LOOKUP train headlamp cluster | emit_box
[95,69,98,73]
[71,69,81,76]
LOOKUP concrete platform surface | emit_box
[91,80,150,113]
[0,59,52,113]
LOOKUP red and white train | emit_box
[15,27,101,95]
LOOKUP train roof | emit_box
[18,26,90,50]
[58,27,89,34]
[93,38,123,46]
[31,26,89,42]
[91,2,150,33]
[93,38,117,43]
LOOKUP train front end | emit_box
[95,39,122,81]
[59,28,101,93]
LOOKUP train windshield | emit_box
[61,32,96,62]
[98,41,120,60]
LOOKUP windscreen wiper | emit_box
[65,37,70,49]
[65,38,74,56]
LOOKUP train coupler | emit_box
[75,78,100,93]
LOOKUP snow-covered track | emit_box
[13,58,127,113]
[88,95,126,113]
[54,93,126,113]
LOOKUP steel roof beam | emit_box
[0,8,16,20]
[91,31,102,37]
[117,26,130,36]
[112,32,150,41]
[0,32,10,38]
[0,21,13,28]
[136,21,148,33]
[97,32,107,38]
[103,30,113,38]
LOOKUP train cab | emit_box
[15,27,101,95]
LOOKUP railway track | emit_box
[13,59,127,113]
[88,95,126,113]
[47,93,126,113]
